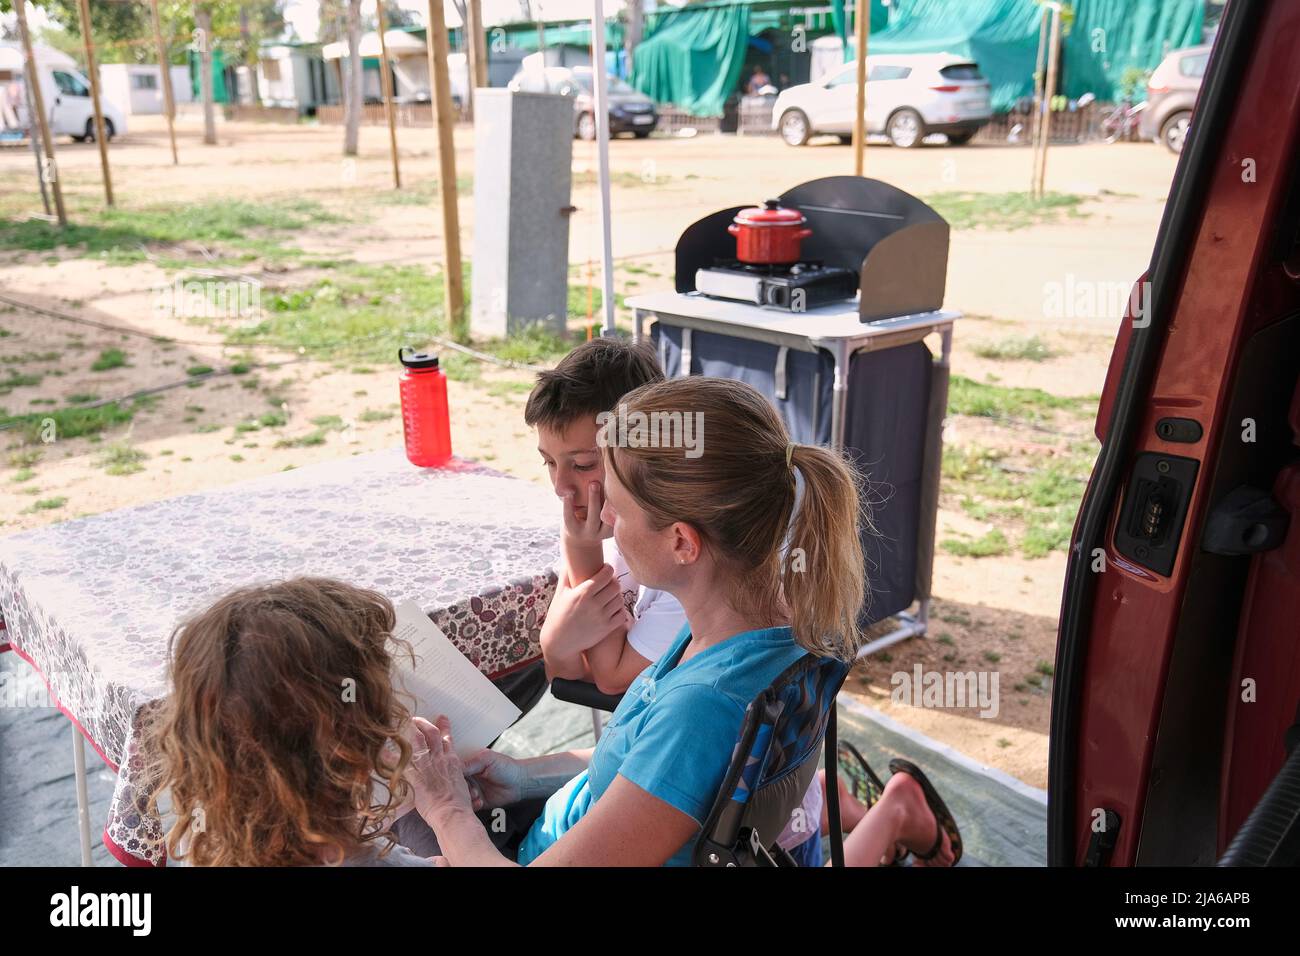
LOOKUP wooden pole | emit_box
[15,0,66,226]
[149,0,179,165]
[469,0,488,88]
[1036,5,1062,199]
[23,75,52,216]
[1029,7,1049,195]
[425,0,467,341]
[375,0,402,189]
[75,0,114,205]
[461,0,478,120]
[851,0,869,176]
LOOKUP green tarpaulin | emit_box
[831,0,889,60]
[631,4,751,117]
[1063,0,1204,104]
[861,0,1204,111]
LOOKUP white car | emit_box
[772,53,991,148]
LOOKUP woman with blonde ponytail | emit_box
[404,376,958,867]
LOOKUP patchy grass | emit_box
[98,442,148,476]
[941,528,1011,558]
[91,348,129,372]
[1,401,137,443]
[0,198,344,265]
[948,375,1094,422]
[972,335,1057,362]
[0,371,43,394]
[922,191,1087,231]
[944,442,1093,559]
[358,408,394,423]
[200,263,596,366]
[274,430,329,448]
[24,496,67,513]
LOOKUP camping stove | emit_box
[694,259,859,311]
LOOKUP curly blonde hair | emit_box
[143,577,415,866]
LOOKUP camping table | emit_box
[0,448,560,867]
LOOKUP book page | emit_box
[391,599,522,757]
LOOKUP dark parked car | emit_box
[1138,43,1210,153]
[507,65,658,140]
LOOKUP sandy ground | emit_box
[0,114,1185,789]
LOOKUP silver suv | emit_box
[1139,44,1210,153]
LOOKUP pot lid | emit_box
[734,198,806,226]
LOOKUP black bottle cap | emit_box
[399,347,440,370]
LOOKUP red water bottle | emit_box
[398,347,452,467]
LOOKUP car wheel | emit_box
[83,118,116,143]
[947,131,974,146]
[1161,111,1191,154]
[577,112,597,141]
[837,134,853,144]
[779,109,810,146]
[886,108,924,148]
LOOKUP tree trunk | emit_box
[196,5,216,145]
[240,7,260,106]
[343,0,362,156]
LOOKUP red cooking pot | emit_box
[728,199,813,265]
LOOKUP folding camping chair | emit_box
[551,651,852,867]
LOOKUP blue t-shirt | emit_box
[517,624,806,867]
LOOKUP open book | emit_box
[391,599,522,757]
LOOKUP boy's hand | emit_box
[461,749,527,810]
[541,563,631,655]
[563,481,612,546]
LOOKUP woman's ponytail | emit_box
[782,444,866,660]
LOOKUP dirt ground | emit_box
[0,114,1185,789]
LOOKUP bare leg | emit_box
[818,768,869,835]
[835,771,956,867]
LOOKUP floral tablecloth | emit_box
[0,448,560,866]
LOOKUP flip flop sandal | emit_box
[888,757,964,866]
[837,742,907,865]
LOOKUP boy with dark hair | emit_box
[525,337,686,694]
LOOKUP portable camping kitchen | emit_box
[628,176,957,653]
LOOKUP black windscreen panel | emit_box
[844,342,931,622]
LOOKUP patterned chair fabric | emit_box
[694,652,851,867]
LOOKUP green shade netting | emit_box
[1062,0,1203,103]
[860,0,1203,111]
[630,4,750,116]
